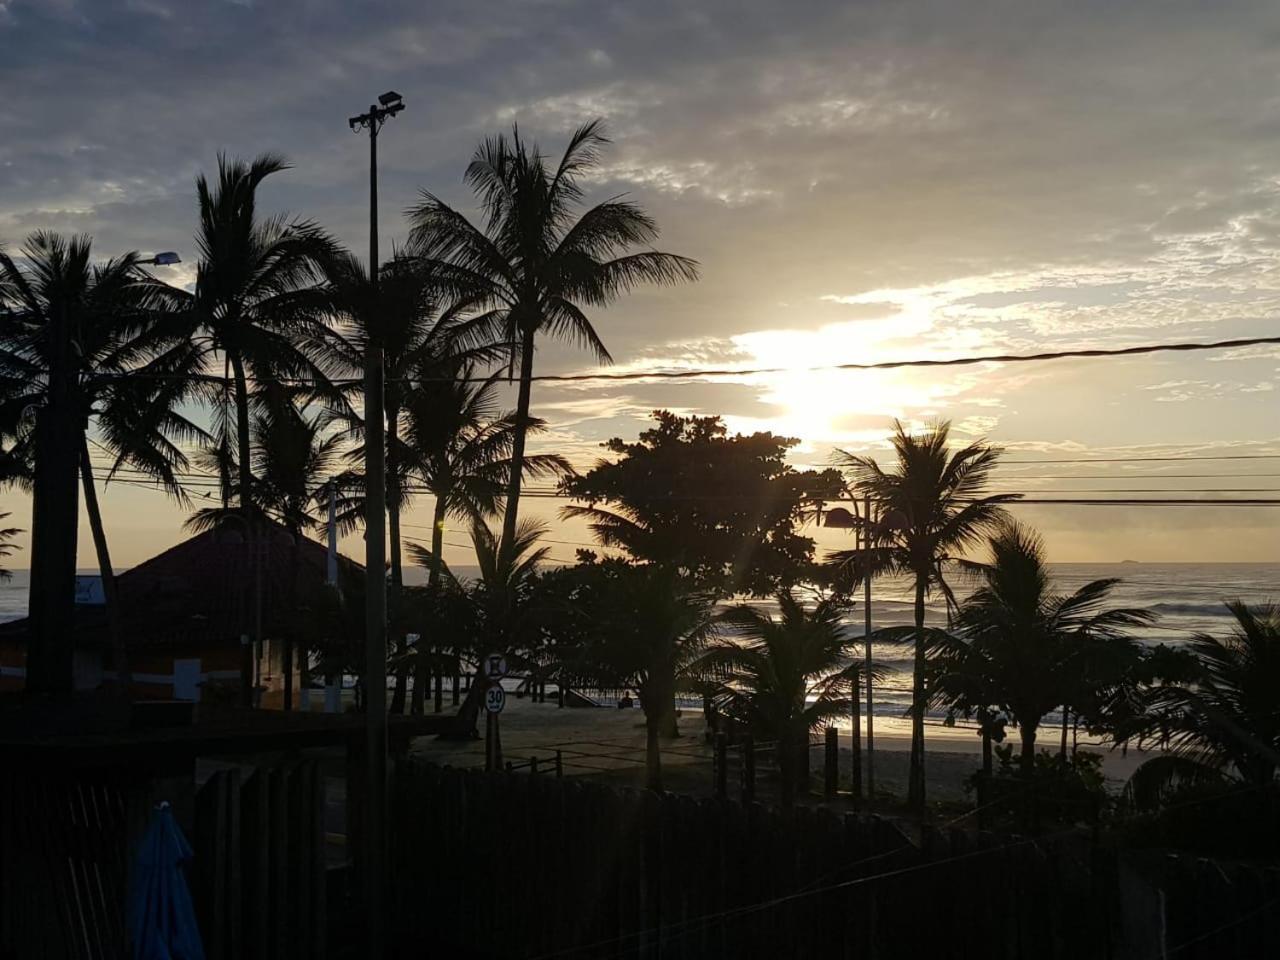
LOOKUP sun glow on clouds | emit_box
[719,285,1005,450]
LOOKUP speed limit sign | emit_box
[484,685,506,715]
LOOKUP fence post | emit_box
[741,735,755,804]
[824,727,838,800]
[714,733,728,800]
[557,685,565,708]
[530,756,539,776]
[555,750,563,778]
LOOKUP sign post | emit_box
[484,652,508,771]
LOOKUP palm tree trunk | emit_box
[908,576,928,811]
[779,727,796,808]
[228,353,253,513]
[387,394,407,715]
[499,328,536,551]
[412,497,448,715]
[645,714,663,792]
[657,658,679,739]
[1060,707,1069,760]
[79,436,130,689]
[428,496,446,588]
[982,726,993,779]
[850,669,862,802]
[1020,721,1038,777]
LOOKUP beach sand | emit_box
[404,692,1155,808]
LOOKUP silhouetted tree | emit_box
[182,153,340,514]
[1126,600,1280,807]
[0,232,204,689]
[407,120,699,553]
[0,513,19,581]
[559,560,718,791]
[828,419,1017,811]
[563,411,842,596]
[400,361,568,713]
[946,522,1153,776]
[692,591,865,806]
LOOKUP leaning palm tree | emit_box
[828,419,1018,810]
[948,522,1153,776]
[437,517,553,737]
[1127,600,1280,807]
[692,591,862,806]
[0,513,20,581]
[183,153,342,514]
[406,119,699,551]
[401,362,569,713]
[0,233,205,687]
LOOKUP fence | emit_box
[193,762,328,960]
[0,760,328,960]
[389,761,1280,960]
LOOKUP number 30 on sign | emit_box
[485,685,506,714]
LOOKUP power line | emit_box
[46,333,1280,387]
[1002,453,1280,464]
[88,470,1280,506]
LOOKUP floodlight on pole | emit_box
[348,88,405,959]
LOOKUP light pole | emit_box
[348,89,404,955]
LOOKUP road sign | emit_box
[485,685,506,714]
[484,652,508,680]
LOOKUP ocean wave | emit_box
[1149,601,1235,617]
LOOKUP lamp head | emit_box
[378,90,403,107]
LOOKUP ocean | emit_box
[3,563,1275,723]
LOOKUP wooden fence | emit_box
[389,762,1280,960]
[0,760,327,960]
[192,761,328,960]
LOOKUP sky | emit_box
[2,0,1279,569]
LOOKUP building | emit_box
[0,519,362,703]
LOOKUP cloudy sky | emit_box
[3,0,1279,567]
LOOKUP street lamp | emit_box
[348,89,404,957]
[141,251,181,266]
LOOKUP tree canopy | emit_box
[562,411,842,596]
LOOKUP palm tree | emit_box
[321,253,499,713]
[947,522,1153,777]
[402,364,569,586]
[406,119,699,552]
[184,153,341,514]
[692,591,864,806]
[188,392,343,536]
[441,518,552,737]
[0,513,20,580]
[0,232,204,688]
[187,392,345,710]
[400,362,568,713]
[828,419,1017,810]
[561,561,718,791]
[1127,600,1280,807]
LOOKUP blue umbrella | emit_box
[127,802,206,960]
